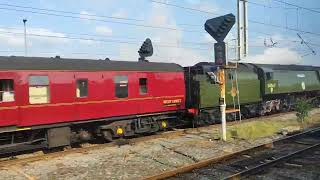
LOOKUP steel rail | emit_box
[142,126,320,180]
[0,129,188,167]
[224,142,320,179]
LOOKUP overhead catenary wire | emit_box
[248,0,299,10]
[0,26,216,46]
[254,35,320,47]
[7,26,305,56]
[0,30,310,55]
[148,1,320,39]
[248,0,320,41]
[148,0,219,15]
[1,2,320,39]
[0,30,212,51]
[272,0,320,14]
[0,1,319,59]
[248,20,320,37]
[250,0,320,13]
[149,0,320,36]
[0,6,204,33]
[0,3,145,22]
[149,1,320,40]
[0,3,204,28]
[3,27,303,50]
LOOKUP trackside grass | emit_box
[222,111,320,141]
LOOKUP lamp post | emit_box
[23,19,27,56]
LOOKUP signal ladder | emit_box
[225,62,242,122]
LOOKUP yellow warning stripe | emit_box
[0,95,184,111]
[0,106,19,110]
[16,127,32,131]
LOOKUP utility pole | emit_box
[237,0,249,59]
[237,0,241,61]
[23,19,27,56]
[243,0,248,57]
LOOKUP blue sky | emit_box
[0,0,319,66]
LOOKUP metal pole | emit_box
[219,68,227,141]
[237,0,241,61]
[23,19,27,56]
[243,0,248,57]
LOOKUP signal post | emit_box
[204,14,236,141]
[218,68,227,141]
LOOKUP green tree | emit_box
[295,99,312,123]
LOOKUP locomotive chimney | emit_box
[138,38,153,62]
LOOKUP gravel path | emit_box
[1,109,319,180]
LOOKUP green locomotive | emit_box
[185,62,320,124]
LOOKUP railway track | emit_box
[248,143,320,179]
[147,126,320,180]
[224,128,320,180]
[0,128,188,168]
[0,110,310,170]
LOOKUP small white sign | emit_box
[301,82,306,90]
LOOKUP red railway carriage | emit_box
[0,56,185,153]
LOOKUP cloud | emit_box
[244,47,302,64]
[197,1,220,13]
[250,33,301,49]
[95,26,113,36]
[203,34,215,43]
[28,28,69,44]
[0,28,70,48]
[112,9,128,19]
[185,0,201,4]
[185,0,220,14]
[79,10,95,21]
[118,2,208,66]
[0,32,25,47]
[79,10,97,24]
[242,33,307,64]
[203,29,236,43]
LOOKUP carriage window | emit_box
[139,78,148,94]
[76,79,88,98]
[0,79,14,102]
[266,72,273,81]
[29,75,50,104]
[114,75,128,98]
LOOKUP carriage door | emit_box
[0,76,18,126]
